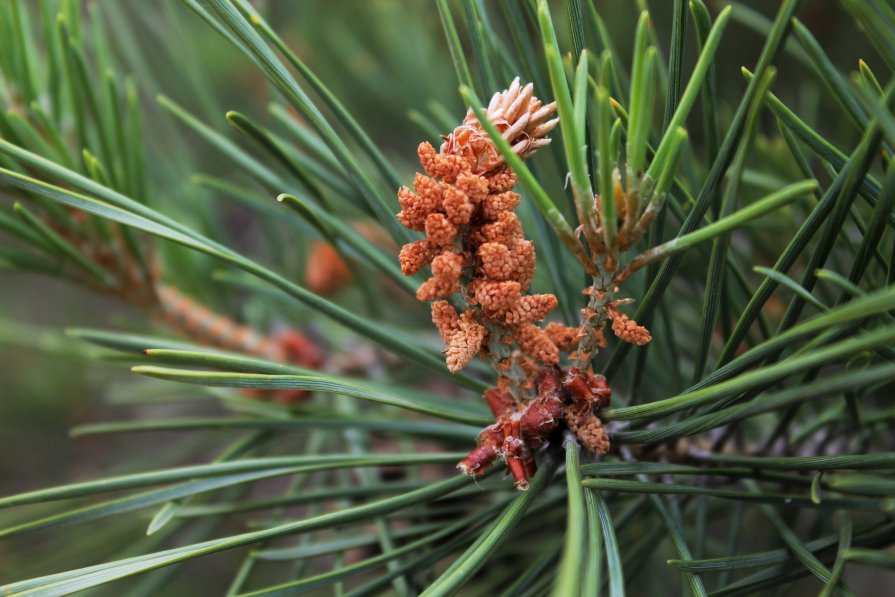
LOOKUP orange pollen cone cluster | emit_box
[395,79,617,489]
[396,80,561,374]
[607,304,652,346]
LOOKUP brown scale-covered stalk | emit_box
[45,209,324,403]
[154,284,324,403]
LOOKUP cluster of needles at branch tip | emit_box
[396,79,662,489]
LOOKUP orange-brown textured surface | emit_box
[397,120,560,373]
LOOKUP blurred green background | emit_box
[0,0,886,593]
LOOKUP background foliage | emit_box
[1,0,894,595]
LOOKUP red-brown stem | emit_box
[484,387,516,418]
[458,424,504,475]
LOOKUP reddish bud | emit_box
[458,424,504,477]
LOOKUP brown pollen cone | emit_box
[305,241,352,295]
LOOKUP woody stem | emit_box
[572,265,617,370]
